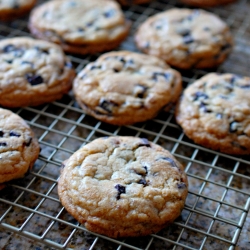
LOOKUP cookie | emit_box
[117,0,152,5]
[0,0,36,21]
[135,8,233,69]
[73,51,182,125]
[58,136,188,238]
[175,73,250,155]
[29,0,130,55]
[0,108,40,185]
[0,37,75,108]
[180,0,237,7]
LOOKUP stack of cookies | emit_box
[1,0,245,240]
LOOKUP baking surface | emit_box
[0,0,250,249]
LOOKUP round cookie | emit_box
[29,0,130,55]
[58,136,188,238]
[73,51,182,125]
[180,0,237,7]
[0,0,36,21]
[175,73,250,155]
[0,37,75,108]
[0,108,40,185]
[135,8,233,70]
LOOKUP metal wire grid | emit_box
[0,0,250,249]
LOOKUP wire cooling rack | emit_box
[0,0,250,249]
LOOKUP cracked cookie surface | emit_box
[175,73,250,154]
[0,37,75,107]
[135,8,233,69]
[58,136,188,238]
[73,50,182,125]
[0,0,36,21]
[0,108,40,184]
[29,0,130,55]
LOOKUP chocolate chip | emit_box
[221,43,232,52]
[177,28,190,36]
[152,72,170,81]
[98,99,118,114]
[157,157,178,168]
[230,76,237,84]
[34,46,49,54]
[113,68,120,73]
[5,60,12,64]
[104,9,115,18]
[86,21,94,27]
[78,27,85,32]
[203,27,210,31]
[193,92,208,101]
[134,84,148,98]
[229,121,239,133]
[199,102,211,113]
[0,142,7,147]
[138,179,147,186]
[9,131,20,137]
[26,74,44,86]
[15,49,24,58]
[90,65,101,70]
[125,59,134,66]
[0,131,3,137]
[183,35,194,44]
[3,45,24,57]
[24,137,32,147]
[225,81,234,92]
[134,166,148,177]
[177,183,186,189]
[119,57,126,64]
[138,138,151,148]
[3,44,14,53]
[115,184,126,200]
[21,61,34,67]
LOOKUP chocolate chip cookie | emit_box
[135,8,233,69]
[0,0,36,21]
[29,0,130,55]
[58,136,188,238]
[0,108,40,185]
[73,51,182,125]
[175,73,250,155]
[180,0,237,7]
[0,37,75,107]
